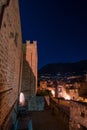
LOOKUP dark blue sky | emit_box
[19,0,87,69]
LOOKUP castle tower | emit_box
[22,40,38,98]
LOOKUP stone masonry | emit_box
[69,101,87,130]
[0,0,22,129]
[22,40,38,99]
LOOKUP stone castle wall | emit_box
[69,101,87,130]
[22,41,38,98]
[0,0,22,129]
[50,97,70,130]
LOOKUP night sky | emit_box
[19,0,87,69]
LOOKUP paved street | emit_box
[29,108,66,130]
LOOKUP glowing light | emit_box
[62,90,71,100]
[64,94,71,100]
[51,90,55,97]
[19,92,25,106]
[58,86,71,100]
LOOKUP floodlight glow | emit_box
[19,92,25,106]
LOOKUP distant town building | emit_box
[78,82,87,96]
[85,73,87,82]
[66,88,79,100]
[40,80,47,89]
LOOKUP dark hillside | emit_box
[39,60,87,75]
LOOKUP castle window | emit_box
[81,112,85,118]
[3,22,6,28]
[14,33,18,47]
[9,32,14,38]
[9,23,11,27]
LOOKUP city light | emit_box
[51,90,55,97]
[63,93,71,100]
[58,86,71,100]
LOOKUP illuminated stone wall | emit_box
[0,0,22,129]
[50,97,69,130]
[69,101,87,130]
[22,41,37,98]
